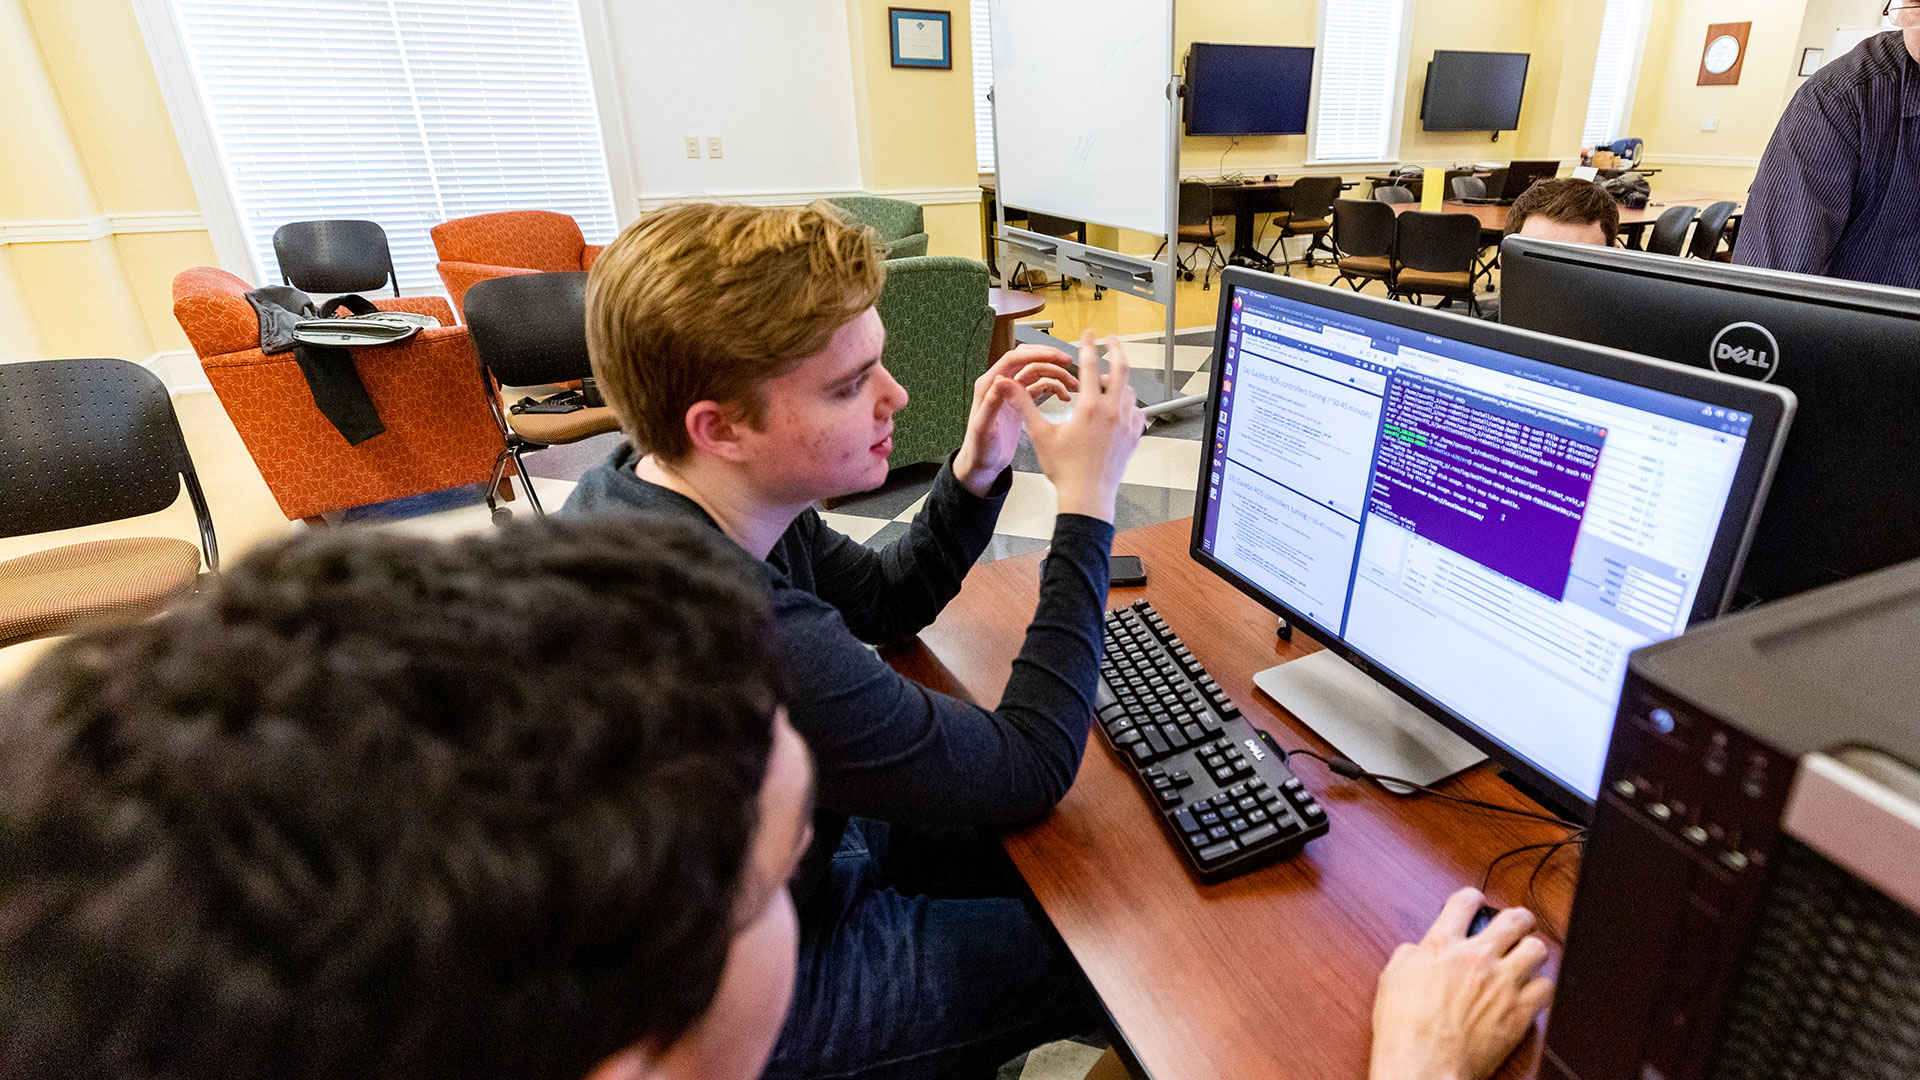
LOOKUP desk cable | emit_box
[1265,737,1586,944]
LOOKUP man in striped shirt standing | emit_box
[1736,8,1920,289]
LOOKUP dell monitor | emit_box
[1184,43,1315,137]
[1500,236,1920,604]
[1192,266,1793,817]
[1421,50,1530,133]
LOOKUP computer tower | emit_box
[1542,559,1920,1080]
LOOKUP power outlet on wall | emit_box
[685,136,701,158]
[708,136,723,159]
[1700,115,1719,131]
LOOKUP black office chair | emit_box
[1646,205,1699,257]
[1441,169,1475,199]
[1393,212,1483,318]
[1451,176,1487,201]
[1374,185,1416,205]
[1331,199,1398,294]
[272,219,400,296]
[1263,175,1343,274]
[1151,182,1224,289]
[463,272,622,523]
[1689,202,1739,261]
[0,357,219,647]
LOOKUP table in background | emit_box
[1389,190,1748,252]
[883,518,1579,1080]
[1206,178,1358,263]
[988,288,1047,364]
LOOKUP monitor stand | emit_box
[1252,650,1485,792]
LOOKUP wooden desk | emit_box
[884,518,1579,1080]
[988,288,1048,364]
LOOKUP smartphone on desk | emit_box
[1110,555,1147,587]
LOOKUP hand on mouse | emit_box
[1368,887,1554,1080]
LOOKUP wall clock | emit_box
[1698,22,1751,85]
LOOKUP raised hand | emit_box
[1368,888,1555,1080]
[1008,331,1146,523]
[953,345,1080,496]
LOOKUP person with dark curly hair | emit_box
[0,517,816,1080]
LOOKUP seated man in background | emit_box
[567,201,1144,1080]
[0,520,1554,1080]
[1503,177,1620,247]
[0,518,815,1080]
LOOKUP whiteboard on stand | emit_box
[989,0,1173,236]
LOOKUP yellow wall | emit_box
[1631,0,1810,192]
[1398,0,1551,165]
[844,0,984,259]
[0,0,211,364]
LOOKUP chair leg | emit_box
[485,446,517,524]
[513,444,547,518]
[301,515,329,529]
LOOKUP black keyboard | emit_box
[1097,599,1329,883]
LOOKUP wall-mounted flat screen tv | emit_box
[1421,50,1530,132]
[1184,42,1314,136]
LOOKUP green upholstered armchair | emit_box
[826,196,931,259]
[876,256,994,469]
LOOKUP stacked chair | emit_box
[461,271,621,522]
[0,358,218,647]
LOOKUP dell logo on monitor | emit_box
[1708,321,1782,382]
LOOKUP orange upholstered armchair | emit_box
[430,210,605,312]
[172,266,507,524]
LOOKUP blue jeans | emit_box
[762,819,1104,1080]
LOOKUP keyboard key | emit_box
[1302,802,1324,819]
[1157,789,1184,807]
[1212,766,1235,783]
[1197,839,1240,862]
[1128,743,1153,764]
[1097,703,1128,723]
[1248,778,1267,791]
[1163,724,1189,750]
[1228,818,1250,833]
[1198,811,1220,827]
[1183,722,1205,741]
[1144,728,1170,756]
[1247,808,1269,825]
[1186,832,1208,849]
[1151,776,1172,790]
[1211,793,1233,808]
[1228,782,1248,797]
[1114,729,1144,746]
[1169,769,1193,786]
[1207,825,1230,842]
[1238,796,1259,811]
[1238,822,1280,847]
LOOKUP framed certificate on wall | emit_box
[890,8,952,69]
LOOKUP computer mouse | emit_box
[1466,904,1501,937]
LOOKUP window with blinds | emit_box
[167,0,617,291]
[970,0,994,172]
[1311,0,1409,164]
[1581,0,1650,150]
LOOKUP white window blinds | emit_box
[970,0,994,172]
[1581,0,1649,149]
[168,0,617,291]
[1312,0,1407,164]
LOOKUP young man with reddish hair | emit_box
[569,200,1141,1080]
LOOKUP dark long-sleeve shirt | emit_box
[1734,31,1920,288]
[562,442,1114,900]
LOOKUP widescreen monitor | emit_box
[1500,236,1920,603]
[1184,43,1314,136]
[1191,267,1793,816]
[1421,50,1530,132]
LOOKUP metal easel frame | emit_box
[986,0,1202,419]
